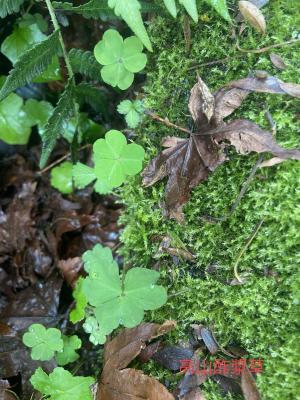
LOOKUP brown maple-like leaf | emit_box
[142,75,300,222]
[97,321,176,400]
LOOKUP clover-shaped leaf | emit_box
[73,130,145,194]
[70,277,88,323]
[94,29,147,90]
[117,99,144,128]
[81,244,167,338]
[30,367,95,400]
[51,161,73,194]
[23,324,63,361]
[56,335,82,366]
[83,316,106,345]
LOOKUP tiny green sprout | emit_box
[23,324,63,361]
[55,335,82,366]
[94,29,147,90]
[30,367,95,400]
[50,161,73,194]
[73,130,145,194]
[83,316,106,345]
[117,99,144,128]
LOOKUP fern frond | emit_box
[40,81,75,168]
[52,0,114,18]
[75,83,107,113]
[0,30,60,102]
[69,49,101,82]
[108,0,152,51]
[0,0,25,18]
[179,0,198,22]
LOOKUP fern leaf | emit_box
[162,0,177,18]
[0,30,60,102]
[179,0,198,22]
[40,81,75,168]
[0,0,25,18]
[75,83,107,114]
[52,0,114,18]
[204,0,231,22]
[108,0,152,52]
[69,49,101,81]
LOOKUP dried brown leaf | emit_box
[182,388,206,400]
[142,135,225,222]
[98,321,176,400]
[269,53,287,70]
[152,345,194,371]
[227,76,300,98]
[211,119,300,160]
[189,76,215,124]
[259,157,285,167]
[241,366,261,400]
[58,257,83,287]
[238,1,266,34]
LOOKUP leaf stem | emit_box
[233,220,264,283]
[146,111,191,135]
[44,0,74,80]
[236,38,300,54]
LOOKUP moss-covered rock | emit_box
[119,1,300,399]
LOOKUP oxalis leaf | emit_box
[108,0,152,51]
[73,129,145,193]
[117,99,144,128]
[0,30,60,102]
[22,323,63,361]
[94,29,147,90]
[31,367,95,400]
[55,335,82,366]
[40,81,75,169]
[81,244,167,342]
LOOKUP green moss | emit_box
[119,1,300,399]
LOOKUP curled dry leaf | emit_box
[57,257,83,288]
[241,366,261,400]
[227,76,300,98]
[269,53,287,70]
[238,1,266,34]
[97,321,176,400]
[142,74,300,222]
[259,157,285,168]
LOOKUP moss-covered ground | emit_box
[119,1,300,398]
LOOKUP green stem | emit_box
[44,0,74,80]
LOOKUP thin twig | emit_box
[202,154,264,223]
[38,144,90,174]
[188,54,244,70]
[236,38,300,54]
[233,220,264,283]
[146,111,191,135]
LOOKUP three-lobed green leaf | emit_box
[56,335,82,366]
[81,244,167,341]
[94,29,147,90]
[73,129,145,193]
[23,324,63,361]
[31,367,95,400]
[117,99,144,128]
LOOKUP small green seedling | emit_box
[94,29,147,90]
[73,129,145,194]
[117,99,144,128]
[22,324,63,361]
[51,161,73,194]
[73,244,167,342]
[55,335,82,366]
[83,316,106,345]
[30,367,95,400]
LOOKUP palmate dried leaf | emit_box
[97,321,176,400]
[142,75,300,222]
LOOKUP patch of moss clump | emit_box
[119,1,300,399]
